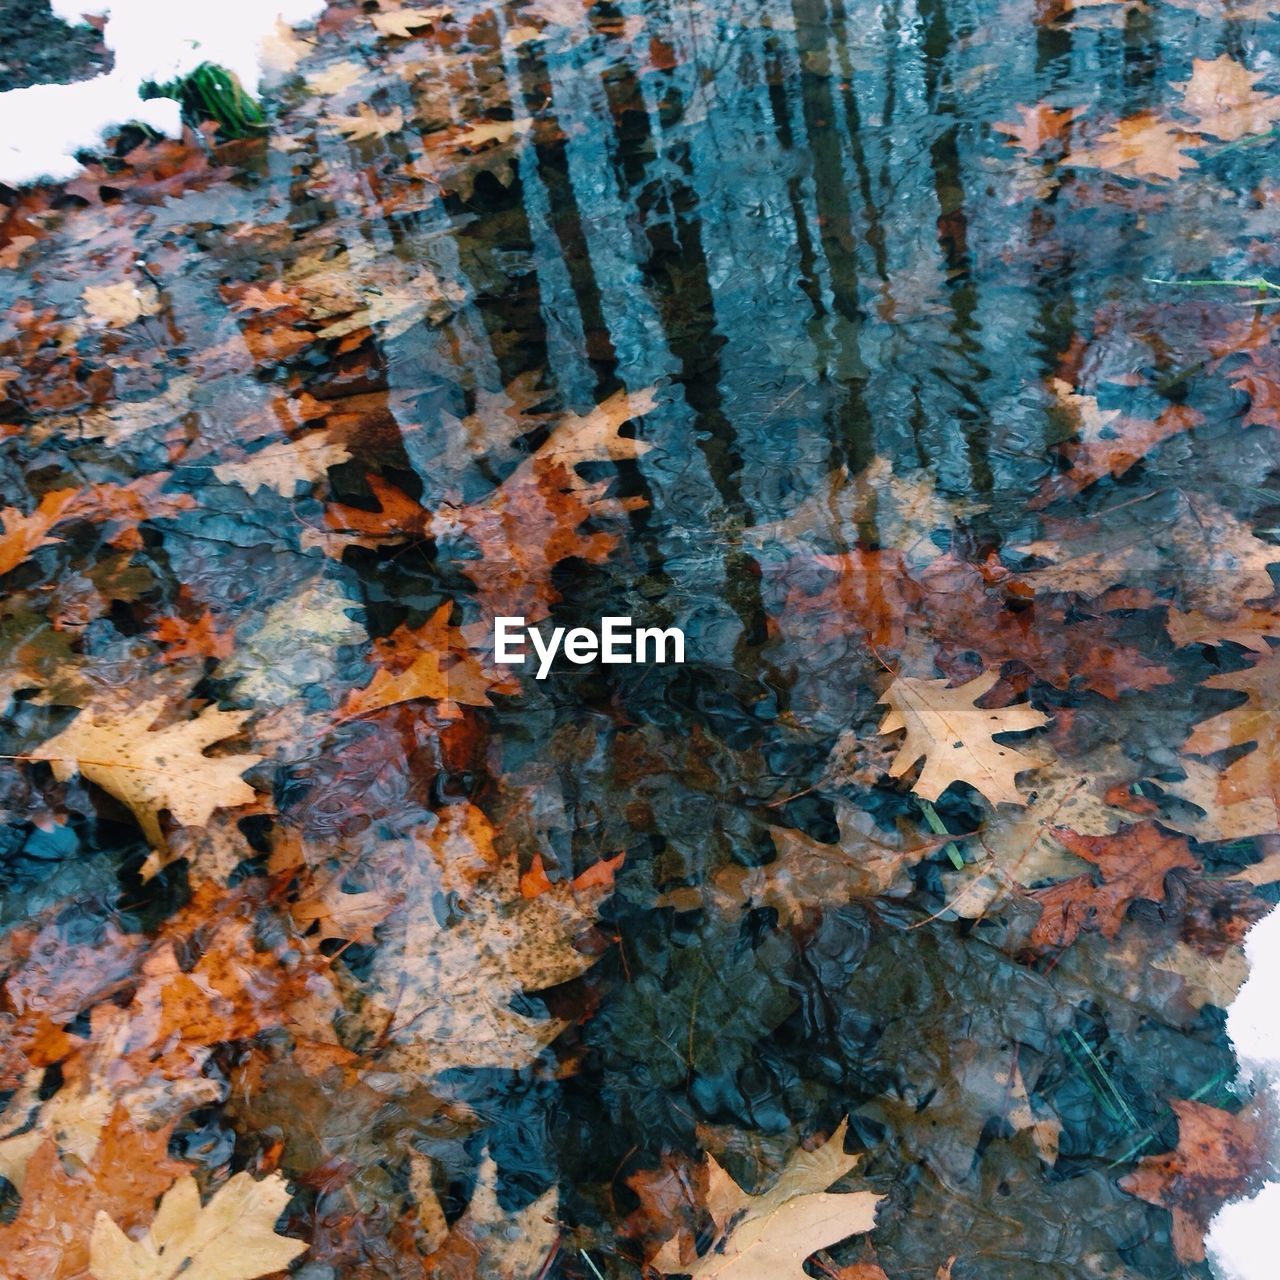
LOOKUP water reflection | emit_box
[1,0,1279,1274]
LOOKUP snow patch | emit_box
[1208,904,1280,1279]
[0,0,325,185]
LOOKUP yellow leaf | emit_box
[82,281,161,327]
[877,670,1049,807]
[372,6,451,37]
[31,698,261,850]
[320,103,405,141]
[653,1122,881,1280]
[89,1171,307,1280]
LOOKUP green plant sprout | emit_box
[142,63,266,139]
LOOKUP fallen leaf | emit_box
[651,1121,881,1280]
[1175,55,1280,141]
[371,5,451,37]
[151,610,234,664]
[0,489,77,576]
[82,281,161,328]
[213,434,351,497]
[0,1110,187,1280]
[89,1170,308,1280]
[876,670,1050,806]
[1179,651,1280,837]
[1014,491,1278,613]
[419,1152,557,1279]
[353,804,609,1072]
[320,104,406,141]
[1119,1099,1269,1261]
[1028,822,1199,948]
[1166,603,1280,653]
[1066,113,1201,181]
[31,697,261,849]
[993,104,1083,154]
[340,601,519,719]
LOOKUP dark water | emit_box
[2,0,1280,1276]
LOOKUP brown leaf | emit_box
[1033,404,1203,504]
[993,104,1083,154]
[1175,55,1280,141]
[1119,1099,1270,1261]
[151,611,234,664]
[0,1108,188,1280]
[1181,651,1280,835]
[341,602,518,719]
[876,670,1050,807]
[31,697,261,851]
[1028,822,1199,948]
[650,1121,881,1280]
[1066,113,1201,181]
[0,490,77,576]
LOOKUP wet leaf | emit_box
[1175,55,1280,142]
[1028,822,1199,948]
[651,1122,881,1280]
[31,698,261,850]
[876,670,1050,806]
[89,1171,308,1280]
[1119,1099,1270,1261]
[1066,113,1201,181]
[993,104,1083,154]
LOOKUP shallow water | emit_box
[2,0,1280,1277]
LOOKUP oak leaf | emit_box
[993,104,1083,153]
[749,456,985,571]
[0,1107,187,1279]
[31,698,261,850]
[371,6,451,37]
[1228,347,1280,429]
[419,1152,557,1280]
[1033,403,1202,504]
[341,602,518,719]
[908,553,1172,700]
[651,1121,881,1280]
[1166,604,1280,653]
[1175,55,1280,141]
[1066,113,1200,181]
[89,1171,307,1280]
[1178,651,1280,836]
[212,433,351,497]
[1119,1099,1269,1261]
[151,611,233,664]
[876,670,1049,806]
[82,281,161,328]
[0,489,77,576]
[353,805,608,1072]
[1013,491,1278,613]
[320,104,405,141]
[661,805,935,921]
[1028,822,1199,949]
